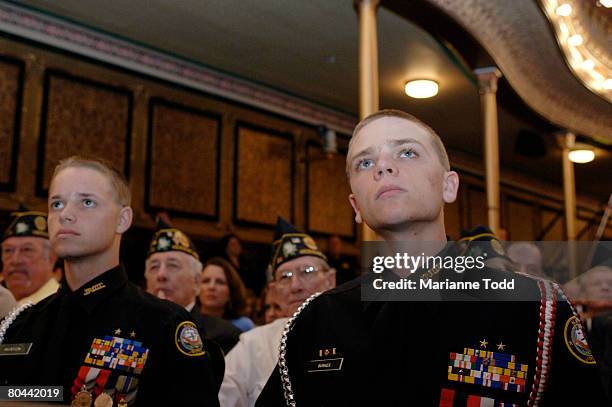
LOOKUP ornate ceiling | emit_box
[424,0,612,141]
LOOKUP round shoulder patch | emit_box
[564,316,595,364]
[175,321,205,357]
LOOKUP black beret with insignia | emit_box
[2,210,49,242]
[458,225,506,259]
[269,217,327,272]
[147,219,199,260]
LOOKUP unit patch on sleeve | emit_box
[174,321,205,357]
[563,316,595,365]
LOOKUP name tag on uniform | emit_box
[306,357,344,372]
[0,342,32,356]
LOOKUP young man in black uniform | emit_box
[0,156,220,406]
[256,110,606,406]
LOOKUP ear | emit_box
[348,193,363,224]
[193,270,202,297]
[326,268,337,289]
[442,171,459,204]
[116,206,133,234]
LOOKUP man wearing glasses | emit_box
[219,217,335,407]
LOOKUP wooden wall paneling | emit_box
[233,121,294,228]
[507,198,536,241]
[467,186,487,230]
[36,70,133,196]
[145,97,221,220]
[127,85,149,224]
[0,55,24,193]
[540,208,564,240]
[304,140,355,239]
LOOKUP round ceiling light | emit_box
[581,59,595,70]
[404,80,439,99]
[567,34,583,46]
[600,0,612,8]
[556,4,572,16]
[568,149,595,163]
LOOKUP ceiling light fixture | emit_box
[581,59,595,70]
[568,149,595,163]
[404,80,439,98]
[567,34,583,46]
[599,0,612,8]
[603,78,612,90]
[556,4,573,16]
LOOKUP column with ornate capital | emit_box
[474,67,502,234]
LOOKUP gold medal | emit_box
[94,392,114,407]
[71,385,93,407]
[117,398,128,407]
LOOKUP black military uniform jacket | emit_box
[190,302,241,354]
[0,265,220,406]
[256,264,606,406]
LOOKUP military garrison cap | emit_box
[269,217,327,272]
[2,210,48,242]
[147,219,199,260]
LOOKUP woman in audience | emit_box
[199,257,255,332]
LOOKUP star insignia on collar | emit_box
[130,331,136,338]
[497,342,506,351]
[479,338,488,349]
[115,328,122,335]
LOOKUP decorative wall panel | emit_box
[146,98,220,219]
[37,70,132,195]
[507,199,534,241]
[0,57,23,191]
[305,142,354,238]
[234,122,293,227]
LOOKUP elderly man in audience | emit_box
[1,210,59,305]
[219,217,336,407]
[145,223,241,354]
[506,241,546,278]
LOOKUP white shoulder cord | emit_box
[0,302,33,344]
[279,292,321,407]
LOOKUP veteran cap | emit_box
[269,217,327,272]
[458,225,507,259]
[147,219,199,260]
[2,208,49,242]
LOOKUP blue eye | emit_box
[357,159,374,170]
[400,149,417,159]
[83,199,96,208]
[50,201,64,210]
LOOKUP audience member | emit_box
[262,283,284,324]
[219,217,335,407]
[1,210,59,305]
[220,234,265,295]
[144,224,240,354]
[200,257,255,332]
[506,241,546,278]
